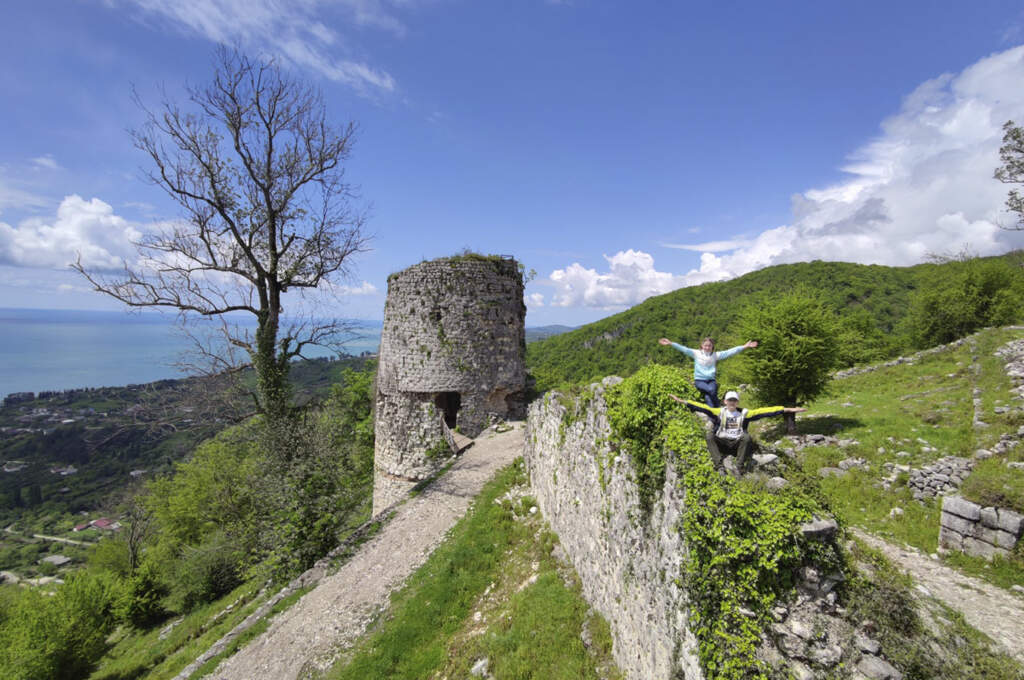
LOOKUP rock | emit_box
[819,467,847,478]
[857,654,904,679]
[809,644,843,667]
[471,658,489,677]
[800,517,839,542]
[765,476,789,491]
[888,507,904,519]
[789,620,813,639]
[753,453,779,467]
[855,633,882,655]
[1011,585,1024,595]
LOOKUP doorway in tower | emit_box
[434,391,461,429]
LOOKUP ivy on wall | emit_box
[605,365,840,679]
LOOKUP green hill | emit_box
[525,255,1023,391]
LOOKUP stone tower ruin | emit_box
[373,254,527,513]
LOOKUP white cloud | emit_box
[124,0,401,94]
[662,238,746,253]
[548,249,685,309]
[527,292,544,307]
[664,45,1024,288]
[337,281,378,295]
[31,155,59,171]
[0,195,140,270]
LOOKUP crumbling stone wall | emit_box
[525,377,703,680]
[373,255,526,514]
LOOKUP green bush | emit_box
[960,459,1024,514]
[0,570,119,679]
[605,364,698,514]
[169,532,244,611]
[735,288,842,408]
[116,559,167,628]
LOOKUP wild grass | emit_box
[749,327,1024,590]
[88,579,267,680]
[328,459,621,680]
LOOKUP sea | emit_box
[0,308,381,400]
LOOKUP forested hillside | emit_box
[526,254,1024,391]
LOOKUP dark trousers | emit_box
[694,378,719,407]
[705,431,753,473]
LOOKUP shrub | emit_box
[169,532,244,611]
[116,559,167,628]
[605,364,698,514]
[0,570,119,679]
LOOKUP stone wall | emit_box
[524,378,704,680]
[939,495,1024,560]
[373,255,526,513]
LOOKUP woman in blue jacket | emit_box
[657,336,757,407]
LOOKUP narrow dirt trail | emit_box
[851,528,1024,662]
[202,424,524,680]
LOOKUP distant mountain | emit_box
[525,324,576,343]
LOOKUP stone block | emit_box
[962,537,1008,560]
[939,512,975,537]
[996,508,1024,535]
[941,496,981,520]
[979,506,1000,529]
[938,525,964,550]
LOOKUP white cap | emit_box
[724,390,740,401]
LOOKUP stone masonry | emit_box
[373,255,526,514]
[939,495,1024,560]
[524,378,703,680]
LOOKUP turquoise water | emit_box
[0,308,380,399]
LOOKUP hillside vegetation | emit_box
[526,254,1024,391]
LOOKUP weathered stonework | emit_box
[939,495,1024,560]
[524,377,703,680]
[373,255,526,514]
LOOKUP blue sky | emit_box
[3,1,1024,327]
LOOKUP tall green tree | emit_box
[735,290,841,433]
[995,119,1024,229]
[74,47,370,432]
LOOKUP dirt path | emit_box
[202,424,524,680]
[851,528,1024,662]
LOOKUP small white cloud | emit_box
[527,292,544,307]
[339,281,378,296]
[57,283,75,292]
[31,155,59,171]
[662,238,747,253]
[548,249,685,309]
[0,195,140,270]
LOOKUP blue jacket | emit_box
[668,342,747,381]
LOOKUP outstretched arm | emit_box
[659,339,695,358]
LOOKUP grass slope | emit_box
[328,460,621,680]
[750,326,1024,590]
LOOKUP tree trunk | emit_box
[784,411,797,435]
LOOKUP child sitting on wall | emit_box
[669,390,806,476]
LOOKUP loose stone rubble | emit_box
[906,456,974,500]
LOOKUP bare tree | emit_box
[995,120,1024,230]
[75,47,370,427]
